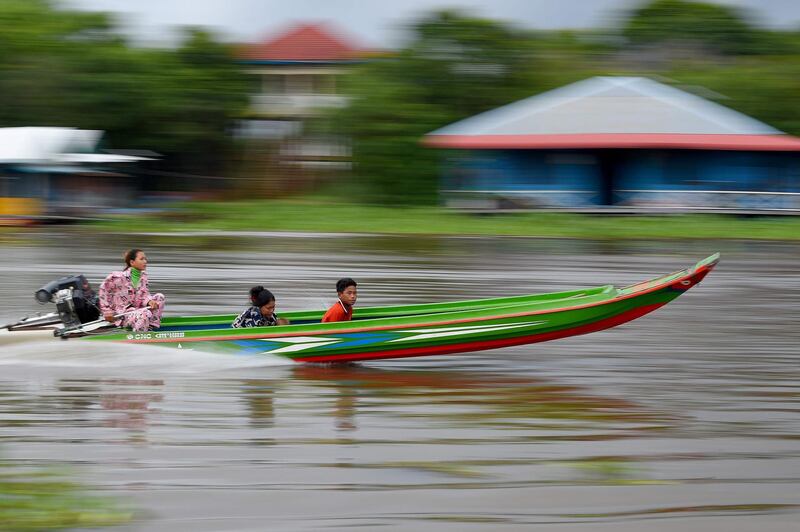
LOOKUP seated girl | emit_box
[232,288,289,328]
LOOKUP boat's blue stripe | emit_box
[230,339,282,353]
[198,331,406,355]
[327,332,401,348]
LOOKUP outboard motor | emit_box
[34,275,100,325]
[53,288,83,330]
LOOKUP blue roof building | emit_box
[424,77,800,213]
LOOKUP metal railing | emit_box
[250,94,349,116]
[442,189,800,213]
[617,189,800,212]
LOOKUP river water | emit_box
[0,230,798,531]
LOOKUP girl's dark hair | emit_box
[336,278,357,293]
[249,285,265,303]
[254,289,275,308]
[123,249,143,269]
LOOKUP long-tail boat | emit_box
[3,254,719,363]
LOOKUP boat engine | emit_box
[34,275,100,327]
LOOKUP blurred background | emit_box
[1,0,800,227]
[1,1,799,530]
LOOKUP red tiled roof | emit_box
[242,23,363,62]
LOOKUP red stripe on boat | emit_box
[293,303,665,363]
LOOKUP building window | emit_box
[262,74,284,94]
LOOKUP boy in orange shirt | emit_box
[321,278,357,323]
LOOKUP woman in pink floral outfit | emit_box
[99,249,166,332]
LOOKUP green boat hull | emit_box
[82,254,719,363]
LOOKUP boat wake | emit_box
[0,333,292,375]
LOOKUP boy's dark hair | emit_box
[254,289,275,307]
[336,278,357,293]
[249,285,265,303]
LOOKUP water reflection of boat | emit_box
[290,365,657,432]
[57,379,164,443]
[6,254,719,364]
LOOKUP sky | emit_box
[62,0,800,48]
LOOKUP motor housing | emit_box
[35,275,100,324]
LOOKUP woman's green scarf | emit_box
[130,267,141,289]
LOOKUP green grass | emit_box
[90,198,800,240]
[0,462,132,530]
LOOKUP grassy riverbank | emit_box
[0,461,132,530]
[91,199,800,240]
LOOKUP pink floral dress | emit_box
[98,269,165,332]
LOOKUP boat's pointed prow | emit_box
[689,252,720,285]
[694,252,720,272]
[664,252,719,293]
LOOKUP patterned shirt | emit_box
[98,269,154,325]
[231,306,278,328]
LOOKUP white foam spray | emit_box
[0,336,293,377]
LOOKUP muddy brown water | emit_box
[0,230,798,531]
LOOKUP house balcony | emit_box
[250,93,349,117]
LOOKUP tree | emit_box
[335,10,545,205]
[0,0,248,180]
[335,64,447,204]
[622,0,758,55]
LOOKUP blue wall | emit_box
[442,149,800,208]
